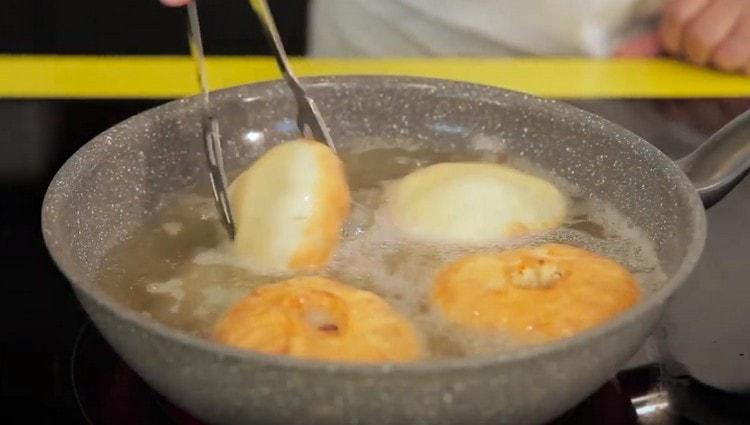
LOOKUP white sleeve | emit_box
[309,0,663,57]
[394,0,664,56]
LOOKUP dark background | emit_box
[1,0,310,55]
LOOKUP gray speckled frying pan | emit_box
[41,76,750,425]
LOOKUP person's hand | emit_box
[616,0,750,74]
[161,0,190,6]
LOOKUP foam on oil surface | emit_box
[96,139,665,358]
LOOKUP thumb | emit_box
[161,0,191,6]
[614,31,663,57]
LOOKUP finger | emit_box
[659,0,710,54]
[161,0,191,6]
[712,13,750,72]
[682,0,744,66]
[614,31,663,57]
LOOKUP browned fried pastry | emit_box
[433,243,640,342]
[215,277,422,362]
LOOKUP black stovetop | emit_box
[2,97,749,424]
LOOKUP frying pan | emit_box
[42,76,750,425]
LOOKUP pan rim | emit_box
[42,75,707,376]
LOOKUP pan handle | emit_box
[677,108,750,208]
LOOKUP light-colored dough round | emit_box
[432,243,640,342]
[388,162,566,245]
[229,140,350,273]
[214,277,423,362]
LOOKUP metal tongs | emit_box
[187,2,235,240]
[186,0,336,240]
[249,0,336,151]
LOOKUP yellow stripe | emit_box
[2,55,750,99]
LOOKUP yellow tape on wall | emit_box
[1,55,750,99]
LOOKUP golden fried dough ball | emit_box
[388,163,566,245]
[214,277,422,362]
[229,140,350,273]
[432,244,640,342]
